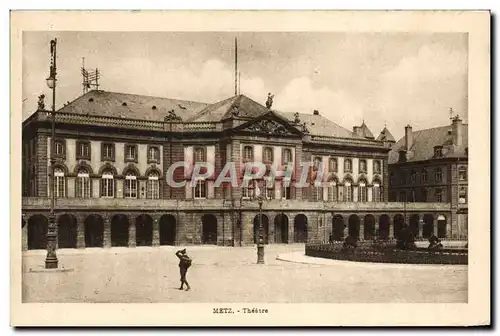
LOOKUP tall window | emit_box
[265,184,275,200]
[263,147,274,163]
[344,180,353,202]
[373,160,381,174]
[422,169,428,183]
[124,172,138,198]
[147,172,160,199]
[390,172,396,185]
[312,183,323,201]
[411,170,417,184]
[328,181,338,202]
[102,143,115,161]
[421,188,428,202]
[459,186,467,204]
[54,140,65,157]
[194,179,207,199]
[435,189,443,202]
[76,169,90,198]
[242,180,255,199]
[358,180,367,202]
[373,182,381,202]
[434,146,443,157]
[329,158,337,172]
[359,159,367,173]
[281,182,291,199]
[148,146,160,163]
[100,170,114,198]
[282,148,292,165]
[54,168,65,198]
[344,159,352,172]
[313,156,322,171]
[458,167,467,180]
[243,146,254,162]
[76,141,90,160]
[435,167,442,182]
[194,147,206,163]
[125,144,137,162]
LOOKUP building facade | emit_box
[22,90,456,250]
[388,115,468,239]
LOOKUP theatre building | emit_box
[388,115,468,239]
[21,90,455,250]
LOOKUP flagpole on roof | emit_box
[234,36,238,96]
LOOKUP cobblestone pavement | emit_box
[22,244,467,303]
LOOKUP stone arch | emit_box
[73,160,94,175]
[111,214,129,247]
[98,162,118,176]
[27,214,48,250]
[437,214,447,238]
[372,175,382,185]
[52,162,70,175]
[379,214,390,240]
[144,165,163,178]
[393,214,405,239]
[122,163,141,177]
[293,214,308,243]
[357,174,368,184]
[84,214,104,248]
[423,214,434,238]
[253,214,269,244]
[348,215,360,239]
[136,214,153,246]
[409,214,420,238]
[328,174,339,183]
[57,214,77,249]
[274,213,289,244]
[159,214,176,245]
[364,214,376,240]
[202,214,218,245]
[332,214,344,241]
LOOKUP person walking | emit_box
[175,249,192,291]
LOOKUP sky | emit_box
[22,31,468,140]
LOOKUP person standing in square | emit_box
[176,249,192,291]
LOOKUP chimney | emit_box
[313,110,319,115]
[405,124,413,150]
[452,115,463,146]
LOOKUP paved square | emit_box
[22,245,467,303]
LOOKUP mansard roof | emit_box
[388,124,468,164]
[277,111,354,138]
[56,90,208,122]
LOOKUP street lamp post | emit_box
[255,181,265,264]
[45,38,58,269]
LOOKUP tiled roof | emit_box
[186,95,269,122]
[57,90,208,122]
[388,124,468,164]
[376,127,396,142]
[277,111,354,138]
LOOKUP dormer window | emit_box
[434,146,443,158]
[398,150,407,163]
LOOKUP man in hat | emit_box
[175,249,192,291]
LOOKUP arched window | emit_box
[147,172,160,199]
[435,188,443,202]
[100,170,114,198]
[344,159,352,172]
[344,180,353,202]
[329,158,338,172]
[148,146,160,163]
[76,169,90,198]
[54,168,65,198]
[359,159,367,173]
[243,146,254,162]
[313,156,322,172]
[282,148,293,165]
[373,181,381,202]
[263,147,274,163]
[311,182,323,201]
[358,180,367,202]
[373,160,381,174]
[328,180,338,202]
[124,172,137,199]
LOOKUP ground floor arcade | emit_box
[21,208,459,250]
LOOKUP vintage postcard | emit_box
[10,10,490,326]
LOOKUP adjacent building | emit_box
[21,90,457,250]
[388,115,468,239]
